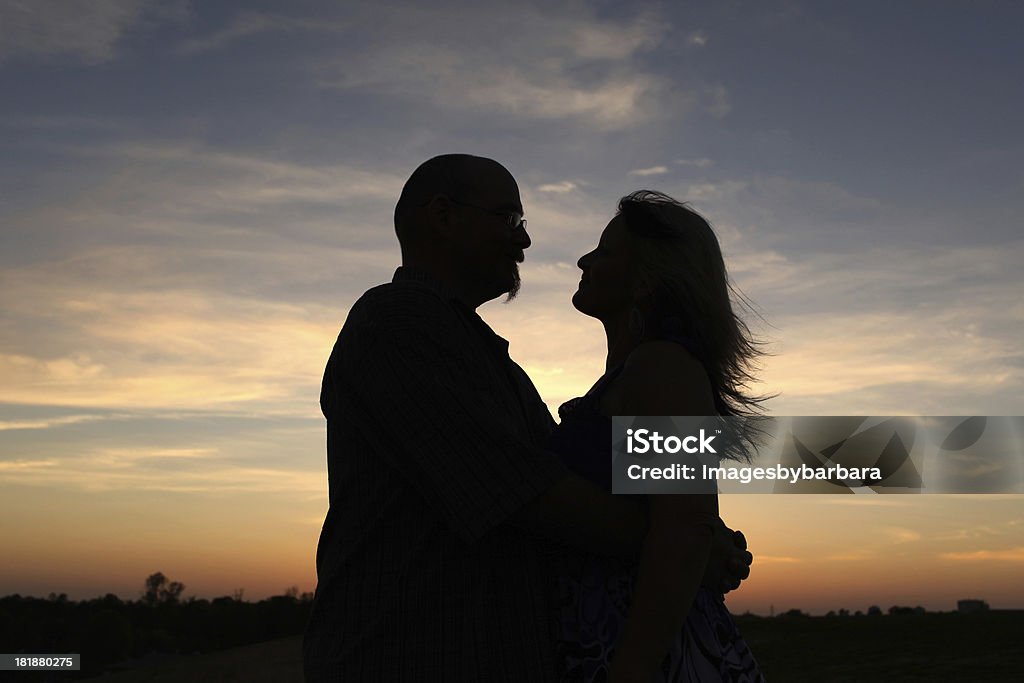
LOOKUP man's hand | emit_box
[702,518,752,594]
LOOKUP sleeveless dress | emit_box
[546,366,765,683]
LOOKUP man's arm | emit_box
[510,474,648,559]
[333,288,645,553]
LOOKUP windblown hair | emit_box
[618,190,770,461]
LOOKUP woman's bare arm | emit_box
[611,495,717,682]
[605,341,719,683]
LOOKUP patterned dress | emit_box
[546,368,765,682]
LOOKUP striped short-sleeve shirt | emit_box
[304,267,569,681]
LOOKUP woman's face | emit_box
[572,215,639,321]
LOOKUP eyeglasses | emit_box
[447,197,527,233]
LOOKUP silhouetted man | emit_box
[304,155,751,681]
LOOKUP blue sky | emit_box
[1,0,1023,609]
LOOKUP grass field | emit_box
[86,636,304,682]
[85,612,1024,682]
[736,612,1024,682]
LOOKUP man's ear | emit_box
[424,194,459,241]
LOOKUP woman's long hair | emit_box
[618,190,770,461]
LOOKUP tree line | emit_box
[0,573,313,680]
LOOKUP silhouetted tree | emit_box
[143,572,185,606]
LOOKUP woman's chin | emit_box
[571,290,595,317]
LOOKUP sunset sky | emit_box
[2,1,1023,615]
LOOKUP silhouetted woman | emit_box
[546,191,766,682]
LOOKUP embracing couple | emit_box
[304,155,766,682]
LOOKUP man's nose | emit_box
[513,226,531,250]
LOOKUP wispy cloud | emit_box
[681,180,746,202]
[674,175,886,250]
[938,523,1014,541]
[176,11,348,56]
[313,6,677,129]
[886,527,922,543]
[537,181,578,193]
[0,414,114,431]
[6,140,406,264]
[569,11,667,59]
[756,555,801,564]
[0,0,185,64]
[676,157,713,167]
[758,307,1022,414]
[757,276,1020,413]
[97,446,218,460]
[322,47,665,129]
[0,270,344,411]
[687,31,708,47]
[0,459,59,471]
[629,165,669,176]
[940,547,1024,562]
[66,141,405,208]
[0,450,324,494]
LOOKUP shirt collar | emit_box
[392,266,463,302]
[392,267,511,353]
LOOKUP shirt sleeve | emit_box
[325,288,569,543]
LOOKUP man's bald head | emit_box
[394,154,516,241]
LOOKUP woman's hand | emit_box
[704,519,753,593]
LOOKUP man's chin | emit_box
[503,271,521,302]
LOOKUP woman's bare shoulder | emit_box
[615,341,714,415]
[623,340,708,381]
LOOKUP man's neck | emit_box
[398,262,489,309]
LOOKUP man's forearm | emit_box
[509,474,647,558]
